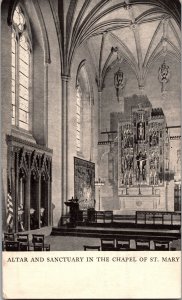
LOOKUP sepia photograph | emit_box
[1,0,181,298]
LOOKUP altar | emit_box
[119,195,160,211]
[118,184,162,212]
[107,100,174,213]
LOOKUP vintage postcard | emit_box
[1,0,181,299]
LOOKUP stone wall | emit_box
[1,0,63,228]
[98,54,180,211]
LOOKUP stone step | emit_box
[51,226,180,240]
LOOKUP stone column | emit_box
[10,150,16,232]
[43,180,49,226]
[36,174,41,228]
[24,171,31,231]
[47,178,51,226]
[48,159,52,226]
[19,178,23,206]
[15,152,19,232]
[61,75,70,218]
[98,90,102,134]
[44,63,48,146]
[165,181,169,211]
[90,95,94,161]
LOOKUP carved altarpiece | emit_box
[118,106,169,188]
[108,103,171,212]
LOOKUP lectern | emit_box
[64,197,79,227]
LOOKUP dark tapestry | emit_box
[74,157,95,209]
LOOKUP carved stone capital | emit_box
[61,74,70,82]
[139,85,145,94]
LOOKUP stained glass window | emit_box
[11,5,31,131]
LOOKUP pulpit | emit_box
[64,197,79,227]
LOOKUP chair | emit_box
[116,238,130,250]
[17,234,29,251]
[32,234,44,251]
[153,240,169,251]
[101,239,115,251]
[135,240,150,250]
[5,241,19,251]
[83,245,100,251]
[4,233,15,241]
[3,233,15,250]
[104,211,113,223]
[87,208,96,223]
[32,234,50,251]
[82,210,88,223]
[96,211,105,223]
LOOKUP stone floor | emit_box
[45,235,101,251]
[45,235,181,251]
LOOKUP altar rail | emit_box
[135,211,181,225]
[62,210,181,226]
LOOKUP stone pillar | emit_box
[15,152,19,232]
[19,178,23,206]
[36,174,41,228]
[165,181,169,211]
[47,178,51,226]
[98,90,102,134]
[48,159,52,226]
[139,84,145,94]
[43,180,49,226]
[25,172,31,231]
[61,75,70,218]
[167,180,175,211]
[90,95,94,162]
[44,63,48,146]
[11,155,16,233]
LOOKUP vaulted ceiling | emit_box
[87,3,180,90]
[7,0,181,88]
[52,0,181,90]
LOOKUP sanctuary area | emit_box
[1,0,181,251]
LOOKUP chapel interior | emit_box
[1,0,181,251]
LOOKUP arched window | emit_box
[76,62,93,159]
[76,85,82,152]
[11,5,31,131]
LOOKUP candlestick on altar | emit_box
[126,185,129,195]
[152,185,155,195]
[95,178,105,211]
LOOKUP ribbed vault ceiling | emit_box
[55,0,181,88]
